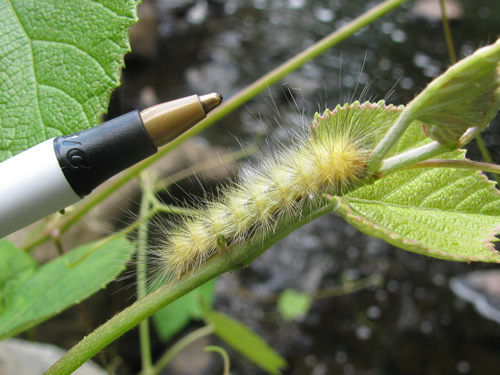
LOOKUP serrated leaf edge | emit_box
[330,195,500,262]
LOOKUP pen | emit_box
[0,93,223,238]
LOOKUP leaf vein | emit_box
[88,0,136,21]
[354,202,495,242]
[6,0,46,140]
[38,84,91,127]
[347,197,499,217]
[417,172,474,207]
[376,169,430,201]
[31,39,113,82]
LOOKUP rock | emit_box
[450,270,500,324]
[411,0,464,22]
[0,338,106,375]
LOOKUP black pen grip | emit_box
[54,110,157,197]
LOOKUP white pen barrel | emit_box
[0,138,81,237]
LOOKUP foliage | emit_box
[0,237,134,339]
[339,105,500,262]
[0,0,137,161]
[204,308,287,374]
[277,289,312,321]
[153,279,216,342]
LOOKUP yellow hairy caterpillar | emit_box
[157,101,402,279]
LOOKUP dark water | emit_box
[115,0,500,374]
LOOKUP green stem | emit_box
[439,0,457,64]
[44,203,332,375]
[476,135,495,164]
[25,0,407,252]
[146,325,215,375]
[136,179,154,372]
[379,141,449,175]
[370,35,500,174]
[155,203,199,216]
[475,134,500,184]
[154,143,258,193]
[311,274,384,300]
[67,208,158,267]
[204,346,230,375]
[407,159,500,175]
[368,106,422,173]
[378,122,493,176]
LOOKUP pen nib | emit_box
[199,93,223,114]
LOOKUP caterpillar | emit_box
[156,100,403,280]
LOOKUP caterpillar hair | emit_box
[153,100,402,280]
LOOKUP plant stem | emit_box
[204,345,231,375]
[407,159,500,175]
[136,178,154,372]
[66,208,158,267]
[146,325,215,375]
[439,0,457,64]
[476,135,495,165]
[370,37,500,174]
[378,141,449,175]
[24,0,407,252]
[311,274,384,300]
[154,202,200,216]
[44,204,331,375]
[378,120,499,175]
[475,134,500,184]
[154,143,258,193]
[367,106,418,173]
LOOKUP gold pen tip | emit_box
[199,92,223,114]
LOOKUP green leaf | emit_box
[333,122,500,263]
[0,0,138,161]
[277,289,312,322]
[0,240,37,287]
[410,39,500,146]
[0,240,37,313]
[153,279,216,342]
[313,100,404,147]
[0,236,135,339]
[205,310,287,374]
